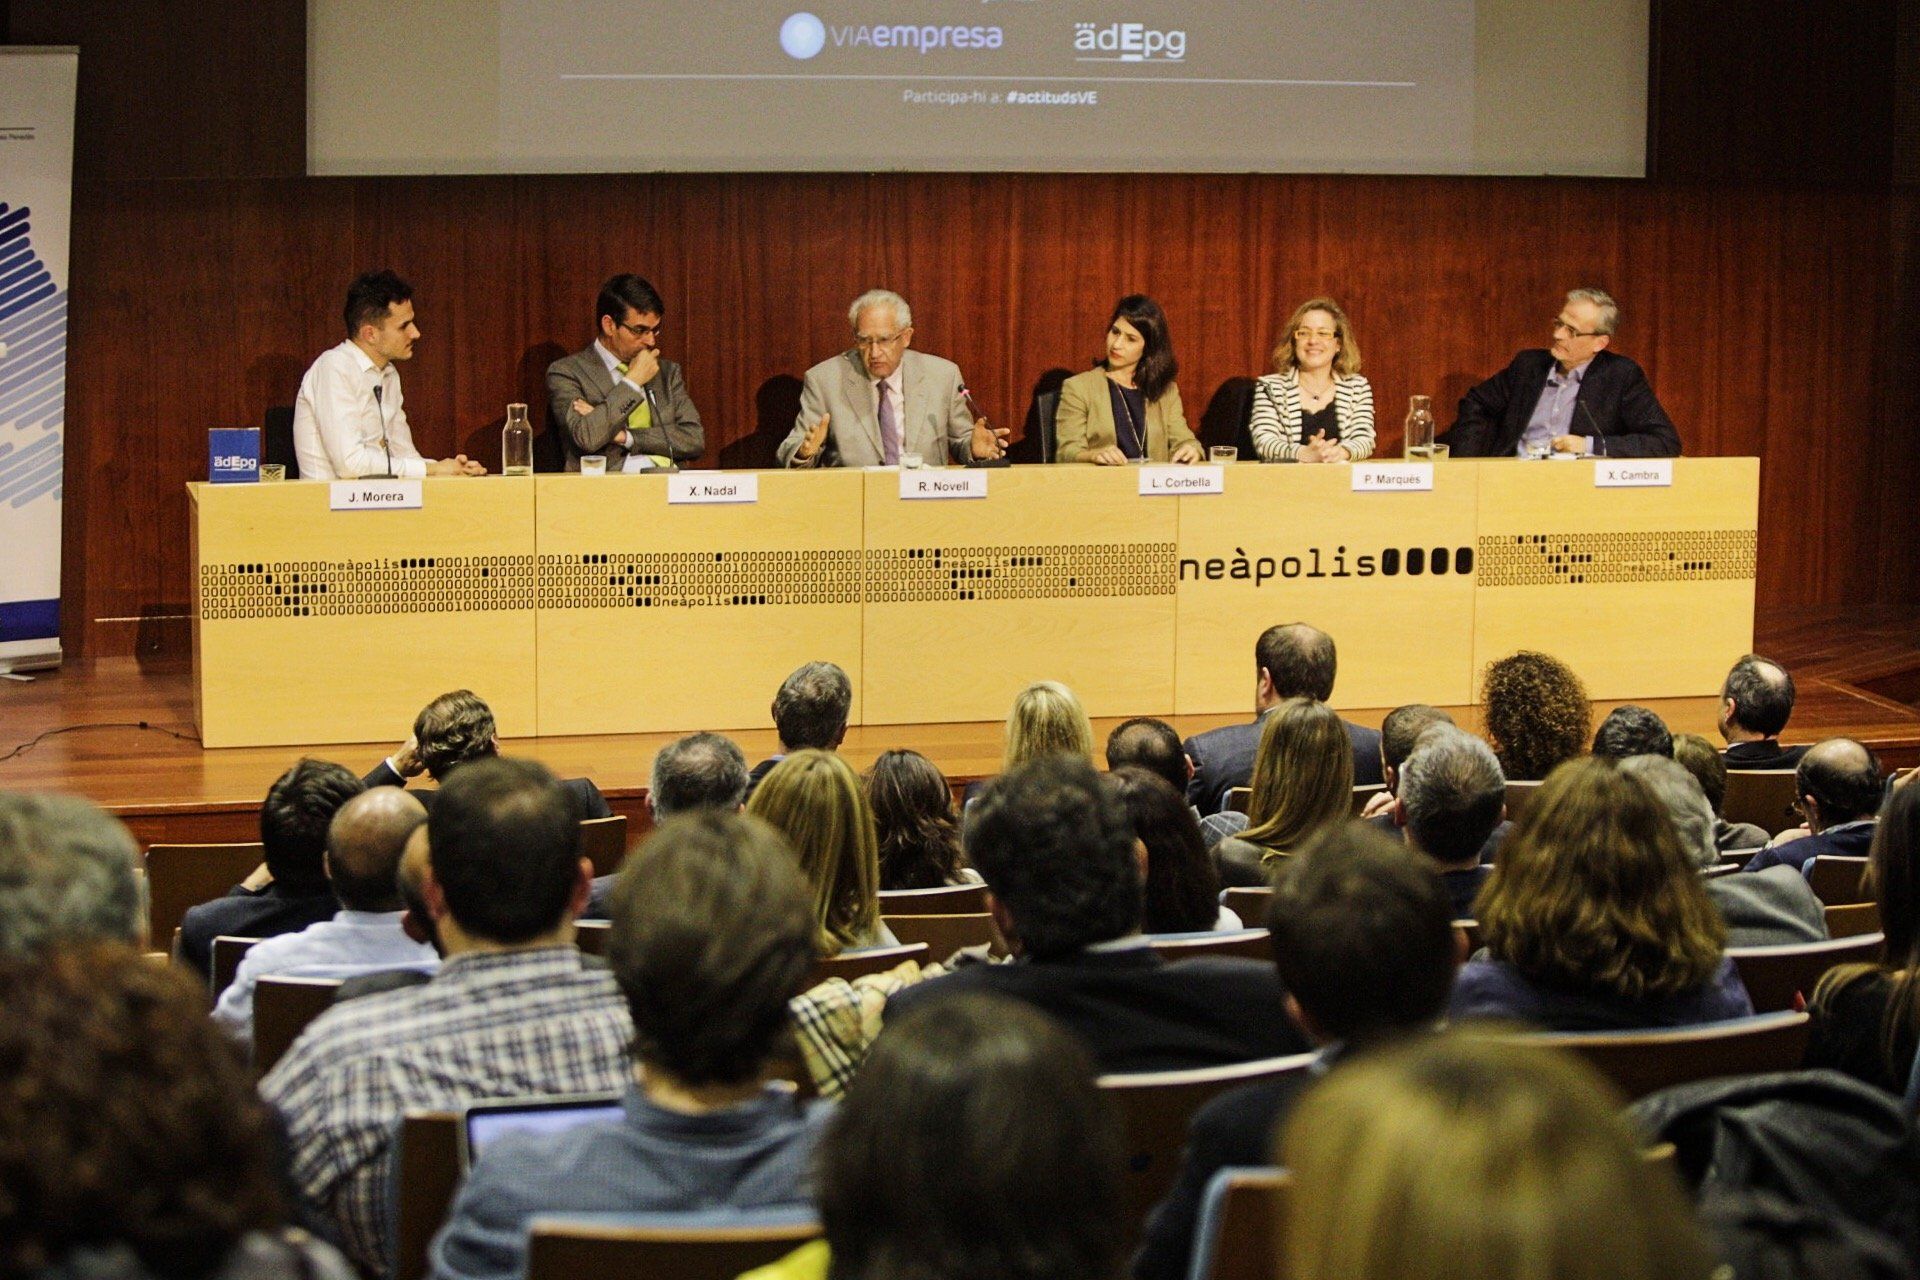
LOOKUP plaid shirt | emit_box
[260,946,632,1276]
[788,959,929,1098]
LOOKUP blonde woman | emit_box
[1280,1034,1720,1280]
[1003,681,1096,772]
[1213,698,1352,884]
[1249,297,1375,463]
[747,749,896,954]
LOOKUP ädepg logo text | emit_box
[781,12,1004,59]
[1074,22,1187,62]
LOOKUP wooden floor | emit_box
[3,605,1918,846]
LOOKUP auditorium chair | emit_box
[1034,388,1060,463]
[1455,919,1484,953]
[395,1111,464,1280]
[1701,862,1743,879]
[527,1211,821,1280]
[574,919,610,955]
[143,841,266,943]
[1503,779,1544,823]
[806,943,929,988]
[879,912,995,962]
[876,883,987,914]
[261,405,300,479]
[1525,1011,1811,1101]
[1729,934,1884,1012]
[1349,784,1386,815]
[253,974,344,1072]
[1219,887,1273,927]
[1825,901,1883,938]
[577,815,629,878]
[1805,855,1871,905]
[210,934,261,998]
[1722,770,1803,836]
[1099,1052,1318,1252]
[1147,930,1273,963]
[1223,787,1252,815]
[1188,1168,1291,1280]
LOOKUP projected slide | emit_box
[495,0,1475,172]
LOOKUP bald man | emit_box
[214,788,440,1046]
[1742,738,1885,874]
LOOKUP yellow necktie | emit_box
[615,364,672,469]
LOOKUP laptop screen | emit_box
[461,1094,624,1167]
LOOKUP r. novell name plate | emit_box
[1594,459,1674,488]
[1139,465,1223,495]
[1352,464,1434,492]
[668,474,759,504]
[900,470,988,500]
[329,480,422,510]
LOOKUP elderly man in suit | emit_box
[1440,288,1681,459]
[546,274,704,472]
[779,288,1008,467]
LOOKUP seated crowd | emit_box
[3,633,1917,1280]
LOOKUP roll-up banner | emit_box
[0,48,75,674]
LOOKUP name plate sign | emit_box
[330,480,423,510]
[669,474,759,504]
[1139,465,1223,496]
[1594,459,1674,488]
[1352,464,1434,492]
[900,470,988,500]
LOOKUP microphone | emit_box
[1578,399,1607,457]
[367,382,396,479]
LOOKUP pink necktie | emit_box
[878,381,900,465]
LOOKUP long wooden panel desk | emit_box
[190,459,1758,745]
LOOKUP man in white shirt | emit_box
[293,270,488,480]
[213,786,437,1046]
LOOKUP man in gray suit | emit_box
[779,288,1008,467]
[546,274,704,471]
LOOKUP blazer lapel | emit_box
[841,352,883,460]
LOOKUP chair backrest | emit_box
[1729,933,1885,1012]
[1454,918,1484,953]
[1220,887,1272,929]
[1806,855,1872,905]
[574,920,610,956]
[1826,901,1883,938]
[578,816,629,878]
[254,974,344,1073]
[1035,389,1060,462]
[1100,1053,1318,1253]
[210,935,260,998]
[806,943,929,988]
[1702,862,1743,879]
[527,1213,822,1280]
[1147,930,1273,963]
[877,882,988,915]
[880,912,995,961]
[1191,1168,1292,1280]
[1224,787,1252,815]
[1503,779,1544,822]
[262,405,300,479]
[394,1111,464,1280]
[1349,784,1386,815]
[1526,1011,1812,1100]
[1723,769,1803,836]
[143,842,266,943]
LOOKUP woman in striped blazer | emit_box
[1249,297,1376,462]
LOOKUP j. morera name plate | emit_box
[329,480,423,510]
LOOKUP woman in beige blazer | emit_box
[1053,295,1203,464]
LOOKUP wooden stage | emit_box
[2,606,1918,849]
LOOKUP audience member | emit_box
[1744,738,1884,873]
[1358,703,1456,821]
[1110,767,1230,934]
[1106,717,1193,796]
[1673,732,1772,851]
[748,749,896,954]
[213,788,438,1045]
[1591,703,1674,760]
[747,662,854,796]
[1003,679,1097,772]
[1480,651,1591,781]
[1134,823,1459,1280]
[886,756,1307,1070]
[755,993,1122,1280]
[1453,757,1754,1030]
[864,749,975,890]
[1620,754,1826,947]
[1184,622,1383,816]
[428,813,828,1280]
[1809,783,1920,1093]
[1279,1034,1719,1280]
[1394,727,1506,919]
[1213,699,1354,884]
[333,825,443,1002]
[262,758,631,1275]
[0,945,355,1279]
[180,759,364,976]
[1720,653,1807,768]
[0,791,142,957]
[364,690,612,817]
[584,730,750,915]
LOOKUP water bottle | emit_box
[1404,395,1435,459]
[502,403,532,476]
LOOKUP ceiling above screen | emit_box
[309,0,1647,177]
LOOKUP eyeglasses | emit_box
[1294,327,1338,342]
[618,319,665,338]
[853,329,909,350]
[1551,318,1603,338]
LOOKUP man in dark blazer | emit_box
[1440,288,1680,459]
[545,274,704,472]
[1719,654,1808,769]
[885,756,1309,1073]
[363,690,611,820]
[1743,738,1883,874]
[1183,622,1384,816]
